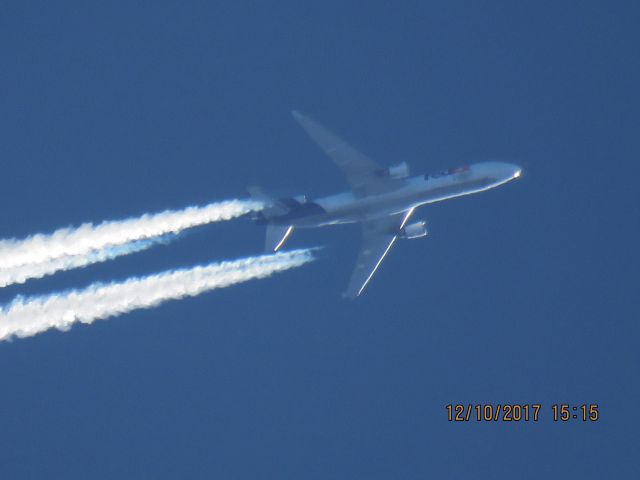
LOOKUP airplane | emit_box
[251,111,522,298]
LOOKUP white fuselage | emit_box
[281,161,522,228]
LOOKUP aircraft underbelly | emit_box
[286,177,495,228]
[293,191,416,227]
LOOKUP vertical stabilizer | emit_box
[266,224,294,252]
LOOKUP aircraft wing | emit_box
[292,111,401,197]
[344,208,415,298]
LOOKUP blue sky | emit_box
[0,1,638,478]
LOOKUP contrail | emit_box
[0,249,313,341]
[0,199,262,286]
[0,235,174,288]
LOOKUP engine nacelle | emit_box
[381,161,410,179]
[400,221,428,239]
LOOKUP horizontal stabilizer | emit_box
[266,224,294,252]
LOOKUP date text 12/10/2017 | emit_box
[446,404,599,422]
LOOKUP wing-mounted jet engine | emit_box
[399,221,428,239]
[379,161,410,179]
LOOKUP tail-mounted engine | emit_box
[248,186,310,223]
[400,221,428,239]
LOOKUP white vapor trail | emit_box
[0,235,174,288]
[0,199,263,286]
[0,249,313,341]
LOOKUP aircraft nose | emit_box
[494,162,522,180]
[478,161,522,181]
